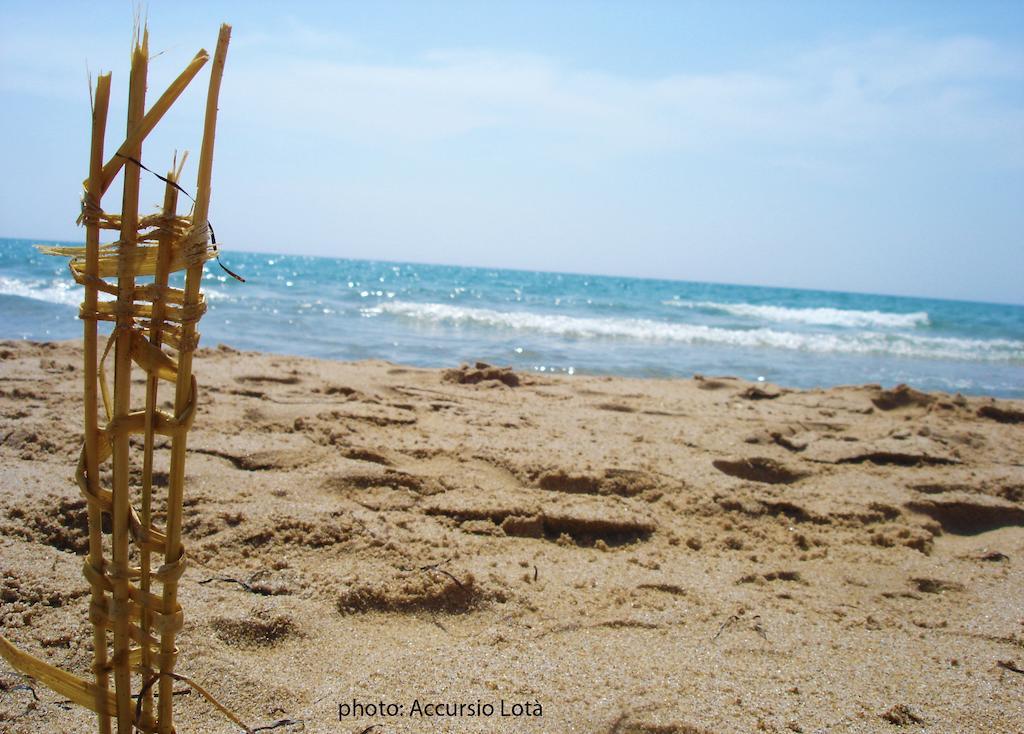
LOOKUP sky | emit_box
[1,0,1022,304]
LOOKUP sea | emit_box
[2,237,1022,398]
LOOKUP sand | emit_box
[1,339,1022,733]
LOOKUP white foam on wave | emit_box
[663,299,930,328]
[0,275,100,307]
[0,275,235,305]
[368,301,1023,363]
[203,288,232,301]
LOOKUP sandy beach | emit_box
[1,338,1022,733]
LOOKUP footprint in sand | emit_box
[712,457,808,485]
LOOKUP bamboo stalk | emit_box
[111,29,149,734]
[158,24,231,733]
[84,70,113,734]
[137,157,182,725]
[93,49,209,196]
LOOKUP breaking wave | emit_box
[0,275,233,305]
[368,301,1022,363]
[0,276,92,307]
[663,299,930,328]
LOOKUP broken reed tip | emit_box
[132,28,150,59]
[129,22,150,57]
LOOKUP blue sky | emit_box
[1,1,1022,303]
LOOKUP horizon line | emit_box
[3,233,1023,309]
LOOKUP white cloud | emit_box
[212,32,1024,165]
[2,20,1021,164]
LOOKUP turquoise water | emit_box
[2,237,1022,397]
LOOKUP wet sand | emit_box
[1,339,1022,733]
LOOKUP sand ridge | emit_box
[1,340,1022,732]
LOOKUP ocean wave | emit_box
[369,301,1022,363]
[0,275,90,307]
[0,275,235,305]
[203,288,232,301]
[663,299,930,328]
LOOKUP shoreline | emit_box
[4,337,1023,402]
[5,235,1024,400]
[1,339,1022,732]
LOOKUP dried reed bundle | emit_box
[40,226,216,280]
[0,23,247,734]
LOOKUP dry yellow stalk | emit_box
[0,636,117,717]
[2,22,244,734]
[138,161,182,724]
[84,70,114,734]
[159,25,231,731]
[110,29,149,733]
[91,49,210,196]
